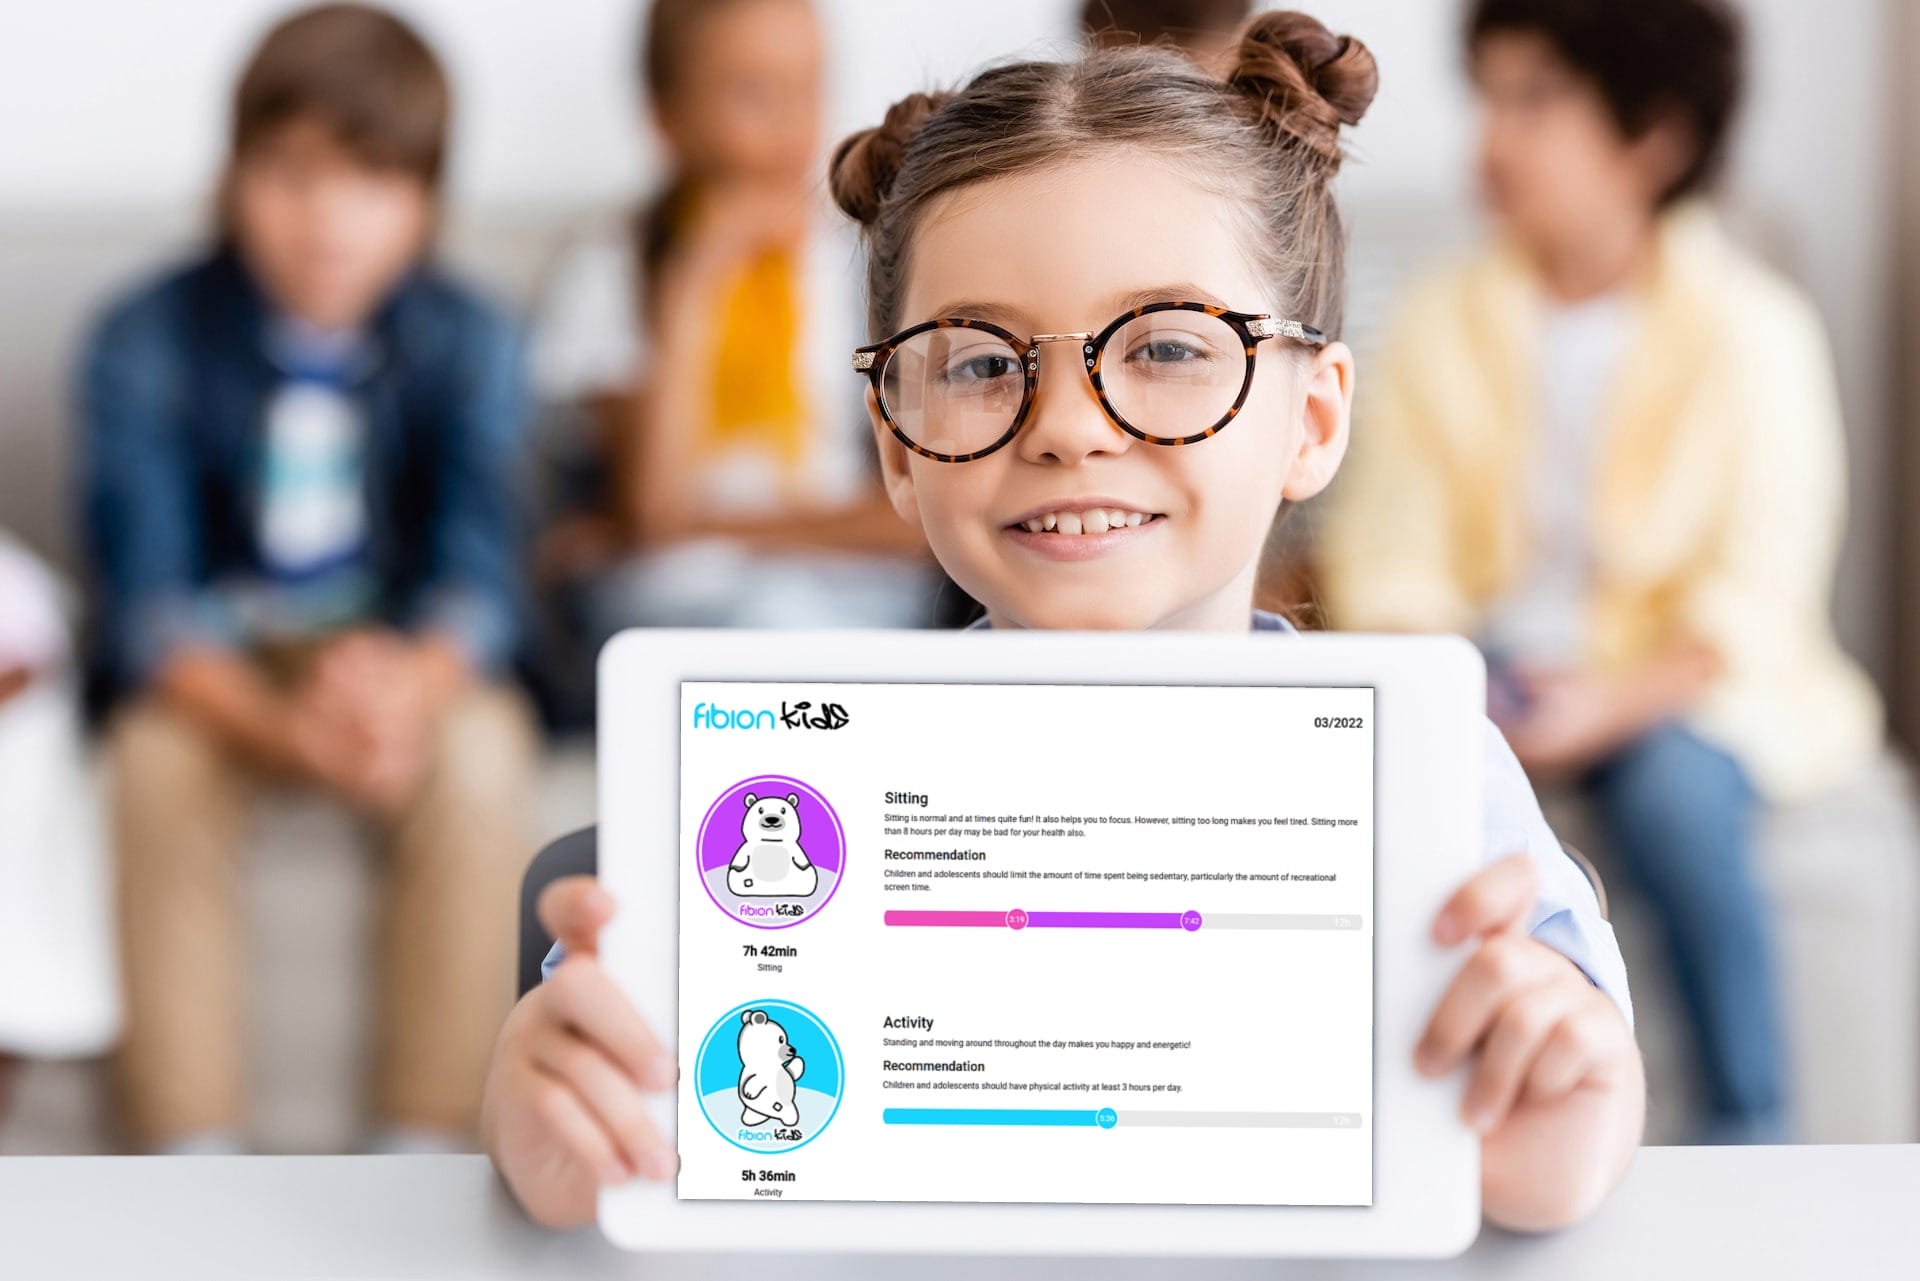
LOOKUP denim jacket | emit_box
[76,248,529,703]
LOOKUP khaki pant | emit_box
[107,684,537,1147]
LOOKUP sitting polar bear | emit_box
[737,1008,805,1128]
[727,792,817,898]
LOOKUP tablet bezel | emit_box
[597,628,1483,1257]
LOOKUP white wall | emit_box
[0,0,1895,681]
[0,0,1479,210]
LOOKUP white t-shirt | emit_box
[1481,291,1638,666]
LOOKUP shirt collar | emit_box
[263,313,381,386]
[967,610,1298,634]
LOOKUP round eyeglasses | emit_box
[850,301,1327,463]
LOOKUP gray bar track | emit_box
[1115,1111,1363,1129]
[1202,913,1364,930]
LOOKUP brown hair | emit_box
[1080,0,1254,50]
[830,10,1377,344]
[228,4,450,187]
[642,0,763,108]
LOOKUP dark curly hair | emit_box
[1468,0,1743,206]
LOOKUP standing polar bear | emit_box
[737,1009,805,1128]
[727,792,817,898]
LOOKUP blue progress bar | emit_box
[882,1107,1118,1128]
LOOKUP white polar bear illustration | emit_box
[726,792,818,898]
[737,1009,805,1128]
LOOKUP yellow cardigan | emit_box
[1320,206,1881,801]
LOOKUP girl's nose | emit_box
[1016,342,1129,466]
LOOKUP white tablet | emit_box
[597,628,1483,1258]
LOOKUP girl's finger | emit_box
[1460,980,1580,1133]
[1433,852,1539,946]
[537,876,616,960]
[541,959,675,1090]
[1416,933,1561,1075]
[1524,1006,1612,1103]
[528,1068,632,1185]
[531,1032,675,1180]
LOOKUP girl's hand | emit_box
[1418,854,1645,1232]
[482,877,676,1228]
[679,176,810,277]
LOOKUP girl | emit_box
[485,12,1645,1232]
[527,0,936,653]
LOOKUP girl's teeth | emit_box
[1019,509,1157,534]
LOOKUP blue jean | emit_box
[1585,722,1788,1141]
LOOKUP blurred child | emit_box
[77,3,536,1153]
[485,13,1645,1232]
[1080,0,1253,72]
[0,534,119,1122]
[1320,0,1880,1144]
[528,0,934,650]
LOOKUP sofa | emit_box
[2,203,1915,1153]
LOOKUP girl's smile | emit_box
[1003,498,1168,561]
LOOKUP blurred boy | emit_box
[78,3,535,1153]
[1322,0,1880,1143]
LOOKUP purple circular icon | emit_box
[1006,908,1028,931]
[695,775,845,929]
[1181,910,1203,932]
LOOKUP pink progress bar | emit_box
[884,909,1203,931]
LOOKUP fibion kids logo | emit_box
[691,699,849,731]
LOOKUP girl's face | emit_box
[655,0,824,187]
[870,156,1353,632]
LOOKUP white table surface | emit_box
[0,1144,1913,1278]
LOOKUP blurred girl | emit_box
[529,0,935,647]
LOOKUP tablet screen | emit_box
[676,680,1374,1207]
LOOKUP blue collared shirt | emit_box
[546,612,1632,1028]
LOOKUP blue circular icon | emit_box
[694,999,843,1154]
[1096,1107,1118,1129]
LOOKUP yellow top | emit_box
[703,243,810,470]
[1320,205,1881,801]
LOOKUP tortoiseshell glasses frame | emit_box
[851,300,1328,463]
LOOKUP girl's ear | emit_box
[868,386,924,527]
[1280,340,1354,502]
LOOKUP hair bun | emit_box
[830,91,953,226]
[1227,10,1378,176]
